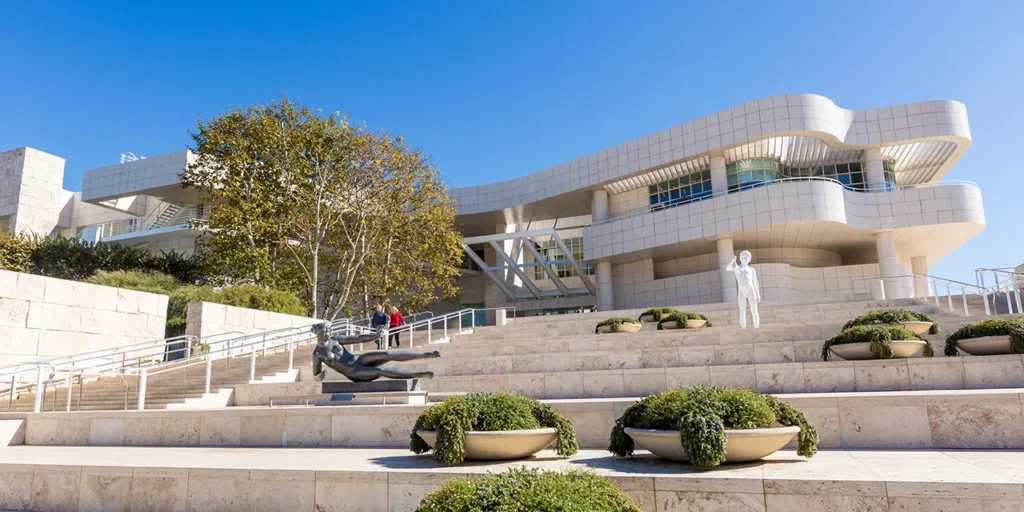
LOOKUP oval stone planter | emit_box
[624,426,799,463]
[956,335,1013,356]
[660,321,680,330]
[828,340,927,360]
[685,319,708,328]
[639,315,657,323]
[899,321,934,335]
[416,428,558,461]
[597,323,643,334]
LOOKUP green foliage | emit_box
[609,386,817,468]
[0,230,37,272]
[85,270,180,295]
[417,467,642,512]
[821,325,931,361]
[410,392,578,465]
[944,318,1024,356]
[842,309,940,334]
[638,307,679,322]
[595,317,641,334]
[657,312,712,330]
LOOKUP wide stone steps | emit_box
[1,444,1021,512]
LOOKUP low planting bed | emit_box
[944,318,1024,356]
[822,325,933,361]
[842,309,939,335]
[638,307,679,323]
[417,467,641,512]
[596,317,643,333]
[609,385,817,468]
[657,312,712,330]
[411,392,578,465]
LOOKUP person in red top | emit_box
[388,306,406,348]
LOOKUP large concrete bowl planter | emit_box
[416,428,558,461]
[624,426,800,463]
[639,315,656,323]
[899,321,935,335]
[660,321,681,330]
[955,336,1013,356]
[685,319,708,328]
[828,340,927,360]
[596,321,643,334]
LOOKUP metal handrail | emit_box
[849,273,993,316]
[975,268,1024,315]
[591,177,981,227]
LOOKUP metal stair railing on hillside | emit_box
[976,267,1024,315]
[381,307,516,349]
[2,362,55,414]
[849,273,993,316]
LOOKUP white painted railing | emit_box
[849,273,995,316]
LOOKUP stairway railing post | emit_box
[137,369,148,411]
[205,356,212,394]
[33,368,45,413]
[250,349,257,382]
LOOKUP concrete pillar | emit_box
[716,238,737,303]
[862,148,885,191]
[911,256,930,297]
[710,156,727,196]
[875,231,901,299]
[592,189,609,223]
[597,261,614,312]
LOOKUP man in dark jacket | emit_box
[370,304,390,349]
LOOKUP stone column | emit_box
[875,231,901,299]
[862,148,886,191]
[592,189,609,223]
[710,156,727,196]
[716,238,737,303]
[597,261,614,312]
[911,256,930,297]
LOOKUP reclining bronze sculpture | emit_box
[310,322,439,382]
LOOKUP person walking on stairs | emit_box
[389,306,406,348]
[371,304,390,349]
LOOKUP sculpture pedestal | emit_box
[232,378,426,406]
[321,379,420,394]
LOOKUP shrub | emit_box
[608,386,817,468]
[821,325,932,361]
[657,312,712,330]
[638,307,679,322]
[147,251,206,284]
[596,317,641,333]
[85,270,180,295]
[0,230,37,272]
[842,309,940,335]
[417,467,641,512]
[944,318,1024,356]
[410,392,578,465]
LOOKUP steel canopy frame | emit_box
[461,227,597,301]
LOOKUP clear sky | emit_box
[1,1,1021,283]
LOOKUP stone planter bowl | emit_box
[955,335,1013,356]
[416,428,558,461]
[685,319,708,328]
[597,323,643,334]
[639,315,657,323]
[660,321,680,330]
[828,340,927,360]
[624,426,800,463]
[899,321,934,335]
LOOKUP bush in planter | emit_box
[944,318,1024,356]
[595,317,642,333]
[657,312,712,330]
[821,325,932,361]
[410,392,578,465]
[608,385,817,468]
[417,467,642,512]
[842,309,940,335]
[638,307,679,322]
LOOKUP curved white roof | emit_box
[452,94,971,224]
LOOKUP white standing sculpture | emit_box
[726,250,761,329]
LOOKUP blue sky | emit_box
[1,1,1021,283]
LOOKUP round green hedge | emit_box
[657,312,712,330]
[944,318,1024,356]
[596,317,642,333]
[842,309,939,335]
[417,467,642,512]
[822,325,931,361]
[410,392,578,465]
[608,385,818,469]
[638,307,679,322]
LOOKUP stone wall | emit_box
[0,147,66,236]
[184,302,316,340]
[0,270,169,367]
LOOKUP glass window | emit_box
[726,159,781,192]
[647,169,712,211]
[781,161,868,191]
[533,237,594,280]
[882,161,897,191]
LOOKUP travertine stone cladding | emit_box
[0,270,168,367]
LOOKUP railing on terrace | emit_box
[2,307,514,413]
[90,204,206,239]
[975,267,1024,315]
[591,178,980,227]
[848,273,1013,316]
